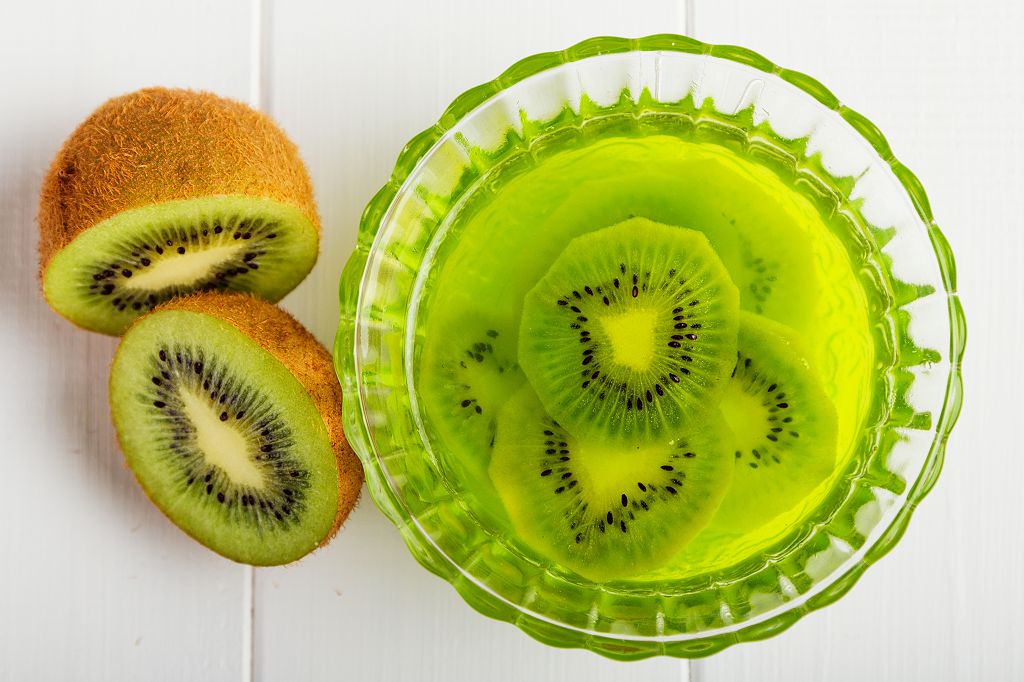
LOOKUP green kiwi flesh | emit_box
[44,196,318,335]
[109,307,340,565]
[518,218,740,444]
[490,386,735,582]
[711,312,838,532]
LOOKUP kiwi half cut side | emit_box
[39,88,320,335]
[518,218,740,444]
[109,293,362,565]
[712,312,838,533]
[490,387,734,582]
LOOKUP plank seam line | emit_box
[243,565,254,682]
[683,0,696,39]
[245,1,267,680]
[249,0,272,112]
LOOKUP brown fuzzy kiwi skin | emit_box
[112,292,362,557]
[38,87,320,282]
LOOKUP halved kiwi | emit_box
[490,387,734,582]
[109,292,362,565]
[711,312,838,532]
[39,88,320,335]
[518,218,739,443]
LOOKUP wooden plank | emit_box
[694,1,1019,680]
[257,2,689,679]
[254,503,686,681]
[0,2,254,680]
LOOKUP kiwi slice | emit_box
[109,293,362,565]
[418,314,526,461]
[490,387,734,582]
[39,88,320,336]
[712,312,838,532]
[531,139,822,330]
[518,218,740,443]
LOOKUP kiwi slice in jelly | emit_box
[535,142,821,330]
[518,218,739,444]
[418,313,526,487]
[39,88,320,335]
[109,293,362,565]
[711,312,838,532]
[490,386,734,582]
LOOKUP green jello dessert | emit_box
[339,36,957,659]
[415,132,872,579]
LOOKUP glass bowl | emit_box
[334,34,964,659]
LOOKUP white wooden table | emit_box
[0,1,1014,680]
